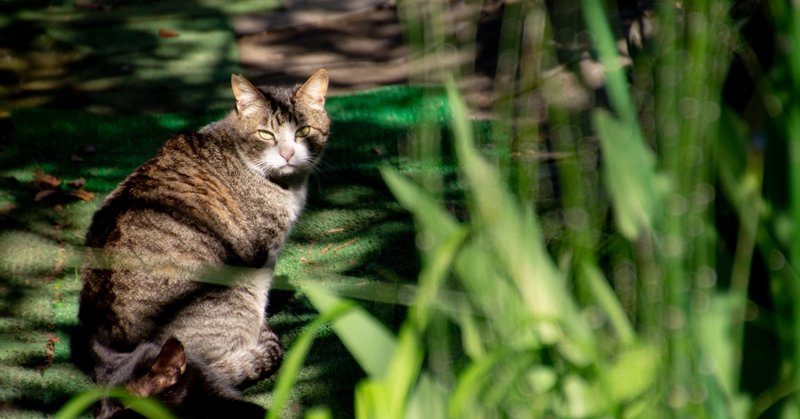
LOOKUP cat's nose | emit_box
[279,146,295,162]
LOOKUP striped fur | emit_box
[75,70,329,391]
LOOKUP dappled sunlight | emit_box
[0,84,440,415]
[0,1,274,116]
[2,0,790,417]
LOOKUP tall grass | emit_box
[57,0,800,417]
[288,0,800,418]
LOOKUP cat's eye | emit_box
[295,126,311,138]
[257,130,275,142]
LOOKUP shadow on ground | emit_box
[0,0,287,116]
[0,85,454,417]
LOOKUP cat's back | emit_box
[87,131,241,246]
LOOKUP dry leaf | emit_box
[68,177,87,189]
[158,28,180,38]
[34,189,57,202]
[39,333,60,373]
[332,238,358,254]
[67,189,96,201]
[34,171,61,190]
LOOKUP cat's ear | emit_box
[231,74,265,116]
[149,337,187,385]
[127,338,187,397]
[295,69,328,111]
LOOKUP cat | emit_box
[73,69,330,394]
[93,337,267,419]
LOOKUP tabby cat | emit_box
[93,337,266,418]
[74,70,330,395]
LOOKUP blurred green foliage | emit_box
[277,0,800,418]
[44,0,800,417]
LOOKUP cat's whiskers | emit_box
[310,159,334,175]
[302,159,323,176]
[250,159,277,179]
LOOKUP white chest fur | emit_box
[287,182,308,223]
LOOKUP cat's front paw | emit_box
[258,326,283,377]
[238,327,282,389]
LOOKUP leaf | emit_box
[34,189,58,202]
[34,170,61,190]
[67,177,87,189]
[354,325,425,419]
[599,344,659,404]
[304,407,333,419]
[580,0,637,125]
[158,28,180,38]
[445,79,594,359]
[268,297,353,419]
[448,350,504,418]
[593,109,663,240]
[579,261,635,346]
[55,388,176,419]
[66,188,96,201]
[406,374,447,419]
[302,281,396,378]
[383,325,425,417]
[380,166,459,253]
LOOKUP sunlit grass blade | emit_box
[448,349,505,418]
[381,165,460,251]
[302,281,396,378]
[55,388,176,419]
[376,174,468,327]
[354,324,425,419]
[579,261,635,346]
[304,406,333,419]
[446,77,594,357]
[580,0,637,126]
[268,295,354,419]
[592,109,662,240]
[405,374,447,419]
[595,344,659,406]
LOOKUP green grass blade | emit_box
[386,325,425,416]
[597,344,659,405]
[581,0,663,242]
[579,261,636,346]
[380,165,460,247]
[580,0,637,126]
[446,78,594,358]
[56,388,108,419]
[592,109,662,240]
[56,388,176,419]
[268,296,354,419]
[405,374,447,419]
[354,324,426,419]
[304,406,333,419]
[448,349,504,418]
[302,281,397,378]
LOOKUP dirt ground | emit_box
[0,0,506,117]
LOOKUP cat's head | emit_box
[230,69,330,184]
